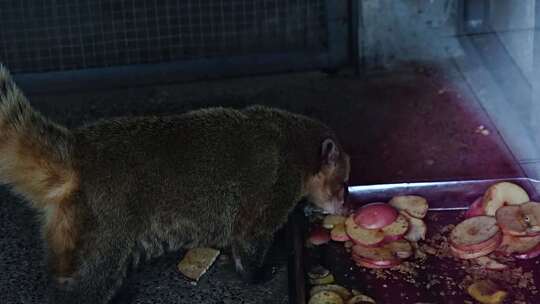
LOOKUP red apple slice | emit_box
[474,256,508,271]
[350,238,383,248]
[482,182,530,216]
[386,239,413,259]
[351,244,397,263]
[353,202,398,229]
[381,214,409,240]
[309,226,331,245]
[345,216,385,246]
[347,294,376,304]
[388,195,428,219]
[399,211,427,242]
[323,215,347,229]
[450,216,500,251]
[467,280,508,304]
[495,206,528,236]
[497,234,540,256]
[330,223,350,242]
[465,197,485,218]
[515,241,540,259]
[382,234,404,243]
[308,291,344,304]
[351,250,401,268]
[519,202,540,233]
[309,285,353,301]
[351,234,402,246]
[450,233,502,259]
[352,239,413,262]
[354,258,400,269]
[350,253,399,266]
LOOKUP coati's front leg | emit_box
[232,231,276,283]
[232,187,299,283]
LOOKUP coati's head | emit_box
[306,138,350,214]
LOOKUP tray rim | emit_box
[348,177,539,195]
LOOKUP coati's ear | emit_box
[321,138,339,168]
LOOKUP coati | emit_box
[0,64,350,304]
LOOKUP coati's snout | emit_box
[306,138,350,214]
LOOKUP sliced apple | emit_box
[308,291,344,304]
[498,234,540,254]
[309,274,336,285]
[347,294,376,304]
[353,202,398,229]
[514,241,540,259]
[331,223,351,242]
[482,182,529,216]
[323,215,347,229]
[474,256,508,271]
[388,195,428,219]
[354,258,399,269]
[307,265,330,280]
[399,211,427,242]
[497,233,540,260]
[386,239,413,259]
[309,226,331,246]
[349,239,382,248]
[412,242,428,259]
[345,216,385,246]
[495,206,528,236]
[352,239,413,263]
[310,284,352,301]
[450,233,501,259]
[351,244,398,264]
[465,196,485,218]
[450,216,499,251]
[351,254,399,268]
[467,280,507,304]
[519,201,540,232]
[381,214,409,240]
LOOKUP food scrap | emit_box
[303,181,540,302]
[467,280,507,304]
[308,265,336,285]
[308,290,344,304]
[451,182,540,261]
[307,266,376,304]
[177,247,220,282]
[339,196,428,269]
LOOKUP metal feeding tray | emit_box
[288,178,540,304]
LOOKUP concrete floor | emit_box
[0,62,524,303]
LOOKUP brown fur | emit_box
[0,65,79,278]
[46,201,78,276]
[0,64,350,304]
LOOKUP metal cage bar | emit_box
[0,0,350,92]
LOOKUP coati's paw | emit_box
[234,255,245,273]
[234,256,276,284]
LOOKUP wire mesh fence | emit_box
[0,0,328,74]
